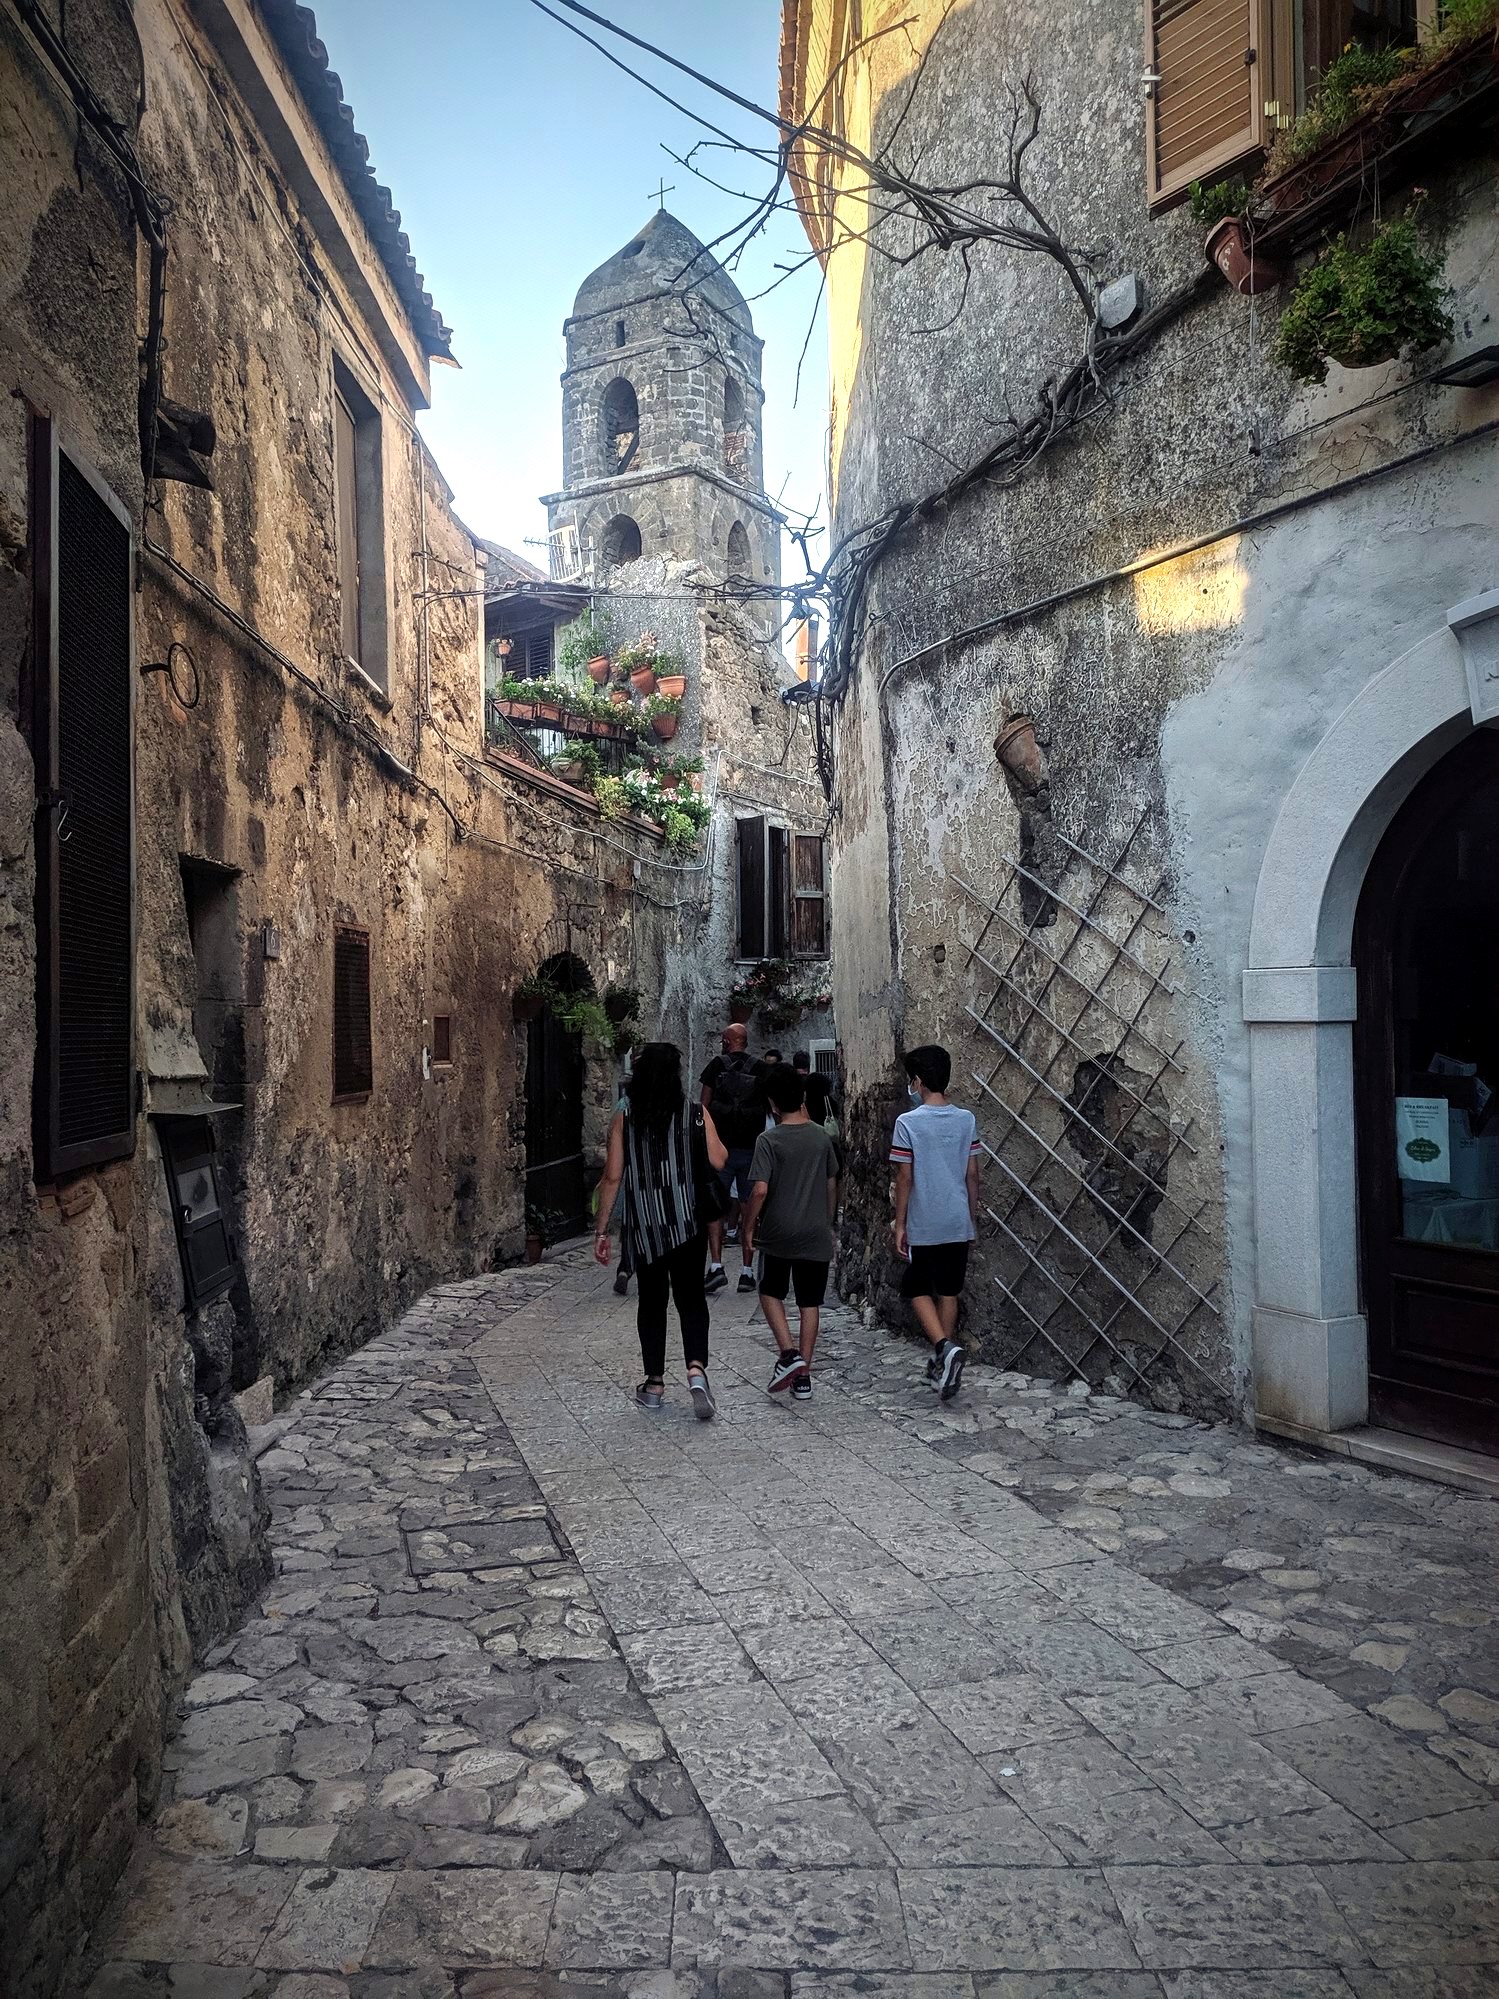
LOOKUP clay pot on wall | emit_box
[1205,218,1283,296]
[657,674,687,700]
[586,655,611,685]
[608,687,631,708]
[730,1002,752,1025]
[524,1232,544,1264]
[650,712,678,741]
[629,665,658,697]
[994,713,1045,791]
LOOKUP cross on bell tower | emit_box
[649,177,674,209]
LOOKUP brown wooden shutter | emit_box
[332,924,373,1100]
[31,420,137,1179]
[1145,0,1268,209]
[334,387,361,663]
[736,816,766,960]
[768,825,789,956]
[791,835,828,957]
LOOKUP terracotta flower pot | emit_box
[628,666,658,697]
[730,1002,752,1025]
[657,675,687,700]
[608,687,631,709]
[524,1233,544,1264]
[649,713,678,741]
[586,655,611,685]
[993,714,1045,791]
[1205,217,1283,297]
[657,770,680,791]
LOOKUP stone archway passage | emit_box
[1244,595,1499,1440]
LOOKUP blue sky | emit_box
[308,0,828,571]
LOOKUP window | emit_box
[331,358,387,690]
[736,818,830,960]
[601,377,639,475]
[332,924,373,1101]
[602,514,642,567]
[726,521,751,581]
[614,319,627,348]
[1145,0,1437,208]
[29,417,136,1180]
[432,1014,453,1065]
[724,375,749,479]
[159,1117,238,1310]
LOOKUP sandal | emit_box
[635,1380,665,1409]
[687,1367,716,1422]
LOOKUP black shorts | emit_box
[759,1255,830,1307]
[901,1241,970,1300]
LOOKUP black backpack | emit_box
[710,1055,763,1148]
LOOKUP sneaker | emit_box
[634,1381,664,1410]
[791,1374,813,1401]
[688,1369,717,1421]
[705,1264,728,1295]
[612,1270,630,1296]
[925,1352,941,1384]
[737,1270,757,1294]
[768,1351,808,1394]
[936,1339,966,1402]
[725,1225,739,1243]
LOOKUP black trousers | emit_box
[636,1229,710,1377]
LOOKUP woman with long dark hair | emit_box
[594,1041,727,1417]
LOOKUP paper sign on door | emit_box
[1395,1096,1450,1182]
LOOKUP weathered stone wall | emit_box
[788,0,1499,1411]
[0,4,678,1990]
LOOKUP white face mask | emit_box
[907,1083,924,1105]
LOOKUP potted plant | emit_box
[553,988,614,1049]
[558,607,613,684]
[656,660,687,701]
[602,982,642,1027]
[524,1203,564,1264]
[993,713,1045,791]
[593,775,627,819]
[728,980,755,1025]
[643,693,682,742]
[513,971,553,1024]
[1189,176,1282,297]
[616,631,660,698]
[1272,216,1452,385]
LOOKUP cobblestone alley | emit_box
[88,1253,1499,1995]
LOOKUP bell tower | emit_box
[543,209,782,597]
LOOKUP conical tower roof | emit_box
[571,210,752,331]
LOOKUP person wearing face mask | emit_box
[889,1044,980,1400]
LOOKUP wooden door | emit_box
[1354,731,1499,1452]
[523,958,589,1240]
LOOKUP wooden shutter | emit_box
[1145,0,1268,208]
[736,816,766,960]
[791,835,828,957]
[432,1013,452,1065]
[768,825,789,955]
[334,387,361,663]
[31,420,137,1179]
[332,924,373,1100]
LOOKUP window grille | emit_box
[333,925,373,1101]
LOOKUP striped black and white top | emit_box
[622,1104,700,1266]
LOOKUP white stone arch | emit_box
[1244,592,1498,1434]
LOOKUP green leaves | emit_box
[1273,219,1452,385]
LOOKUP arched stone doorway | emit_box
[1243,589,1499,1446]
[524,953,593,1240]
[1353,731,1499,1450]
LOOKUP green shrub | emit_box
[1188,177,1249,229]
[1273,218,1451,384]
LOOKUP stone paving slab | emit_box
[87,1256,1499,1990]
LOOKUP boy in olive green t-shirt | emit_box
[742,1066,841,1401]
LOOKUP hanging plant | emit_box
[602,982,642,1026]
[1273,217,1452,385]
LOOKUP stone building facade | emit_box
[0,4,678,1990]
[542,212,834,1074]
[781,0,1498,1459]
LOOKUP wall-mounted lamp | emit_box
[1431,346,1499,389]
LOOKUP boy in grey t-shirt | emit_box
[743,1067,840,1400]
[890,1044,980,1401]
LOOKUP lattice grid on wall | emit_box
[950,811,1234,1416]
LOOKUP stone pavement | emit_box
[88,1251,1499,1995]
